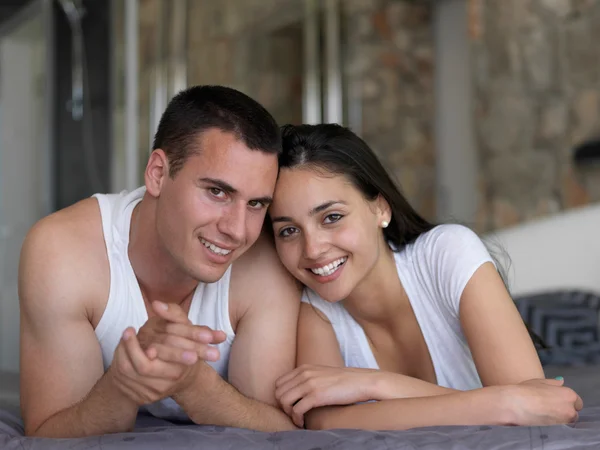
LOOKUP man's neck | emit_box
[127,197,198,305]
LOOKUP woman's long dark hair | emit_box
[278,123,546,349]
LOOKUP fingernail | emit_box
[122,329,131,340]
[555,376,564,381]
[155,301,168,310]
[206,348,219,361]
[182,351,197,364]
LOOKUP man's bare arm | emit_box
[174,363,297,432]
[19,209,138,437]
[174,234,301,431]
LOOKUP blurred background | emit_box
[0,0,599,375]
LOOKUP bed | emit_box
[2,365,600,449]
[1,406,600,450]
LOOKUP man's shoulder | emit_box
[24,197,104,256]
[20,197,109,315]
[229,231,301,311]
[235,231,279,269]
[232,231,299,284]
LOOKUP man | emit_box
[18,86,301,438]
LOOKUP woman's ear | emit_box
[375,194,392,227]
[144,149,169,197]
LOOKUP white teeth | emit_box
[310,257,347,276]
[201,238,232,256]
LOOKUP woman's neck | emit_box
[343,241,410,326]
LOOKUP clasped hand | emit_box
[275,365,584,428]
[275,365,377,427]
[108,301,226,406]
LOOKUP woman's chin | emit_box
[309,284,349,304]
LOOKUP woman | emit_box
[269,123,582,430]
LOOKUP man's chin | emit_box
[193,268,229,284]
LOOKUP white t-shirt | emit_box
[301,224,495,390]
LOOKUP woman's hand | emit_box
[275,364,378,427]
[503,378,583,426]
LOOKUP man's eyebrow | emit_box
[271,201,346,223]
[253,196,273,205]
[198,177,237,194]
[199,178,272,205]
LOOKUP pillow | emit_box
[514,291,600,366]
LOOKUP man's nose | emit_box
[218,202,246,244]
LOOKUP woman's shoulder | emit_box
[420,223,479,241]
[408,224,483,256]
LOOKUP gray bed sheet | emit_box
[1,407,600,450]
[1,366,598,449]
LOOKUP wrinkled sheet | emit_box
[1,406,600,450]
[2,366,598,449]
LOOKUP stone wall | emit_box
[138,0,305,164]
[186,0,304,125]
[135,0,437,220]
[122,0,600,231]
[470,0,600,231]
[344,0,436,219]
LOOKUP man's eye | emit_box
[248,200,265,210]
[209,188,225,198]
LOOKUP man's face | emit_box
[153,128,279,283]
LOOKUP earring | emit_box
[381,221,389,228]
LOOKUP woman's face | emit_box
[269,167,389,302]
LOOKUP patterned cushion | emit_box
[514,291,600,366]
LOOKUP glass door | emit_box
[0,0,53,373]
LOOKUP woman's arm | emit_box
[369,371,456,400]
[459,262,544,385]
[308,387,510,430]
[425,226,543,385]
[307,379,581,430]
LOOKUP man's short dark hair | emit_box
[152,85,281,176]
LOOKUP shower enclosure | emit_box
[0,0,54,373]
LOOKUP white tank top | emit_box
[93,187,235,421]
[302,224,495,391]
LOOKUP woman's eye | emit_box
[278,227,298,238]
[324,213,343,224]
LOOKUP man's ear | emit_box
[375,194,392,226]
[145,149,169,197]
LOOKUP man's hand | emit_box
[107,327,198,407]
[138,301,227,364]
[108,301,227,408]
